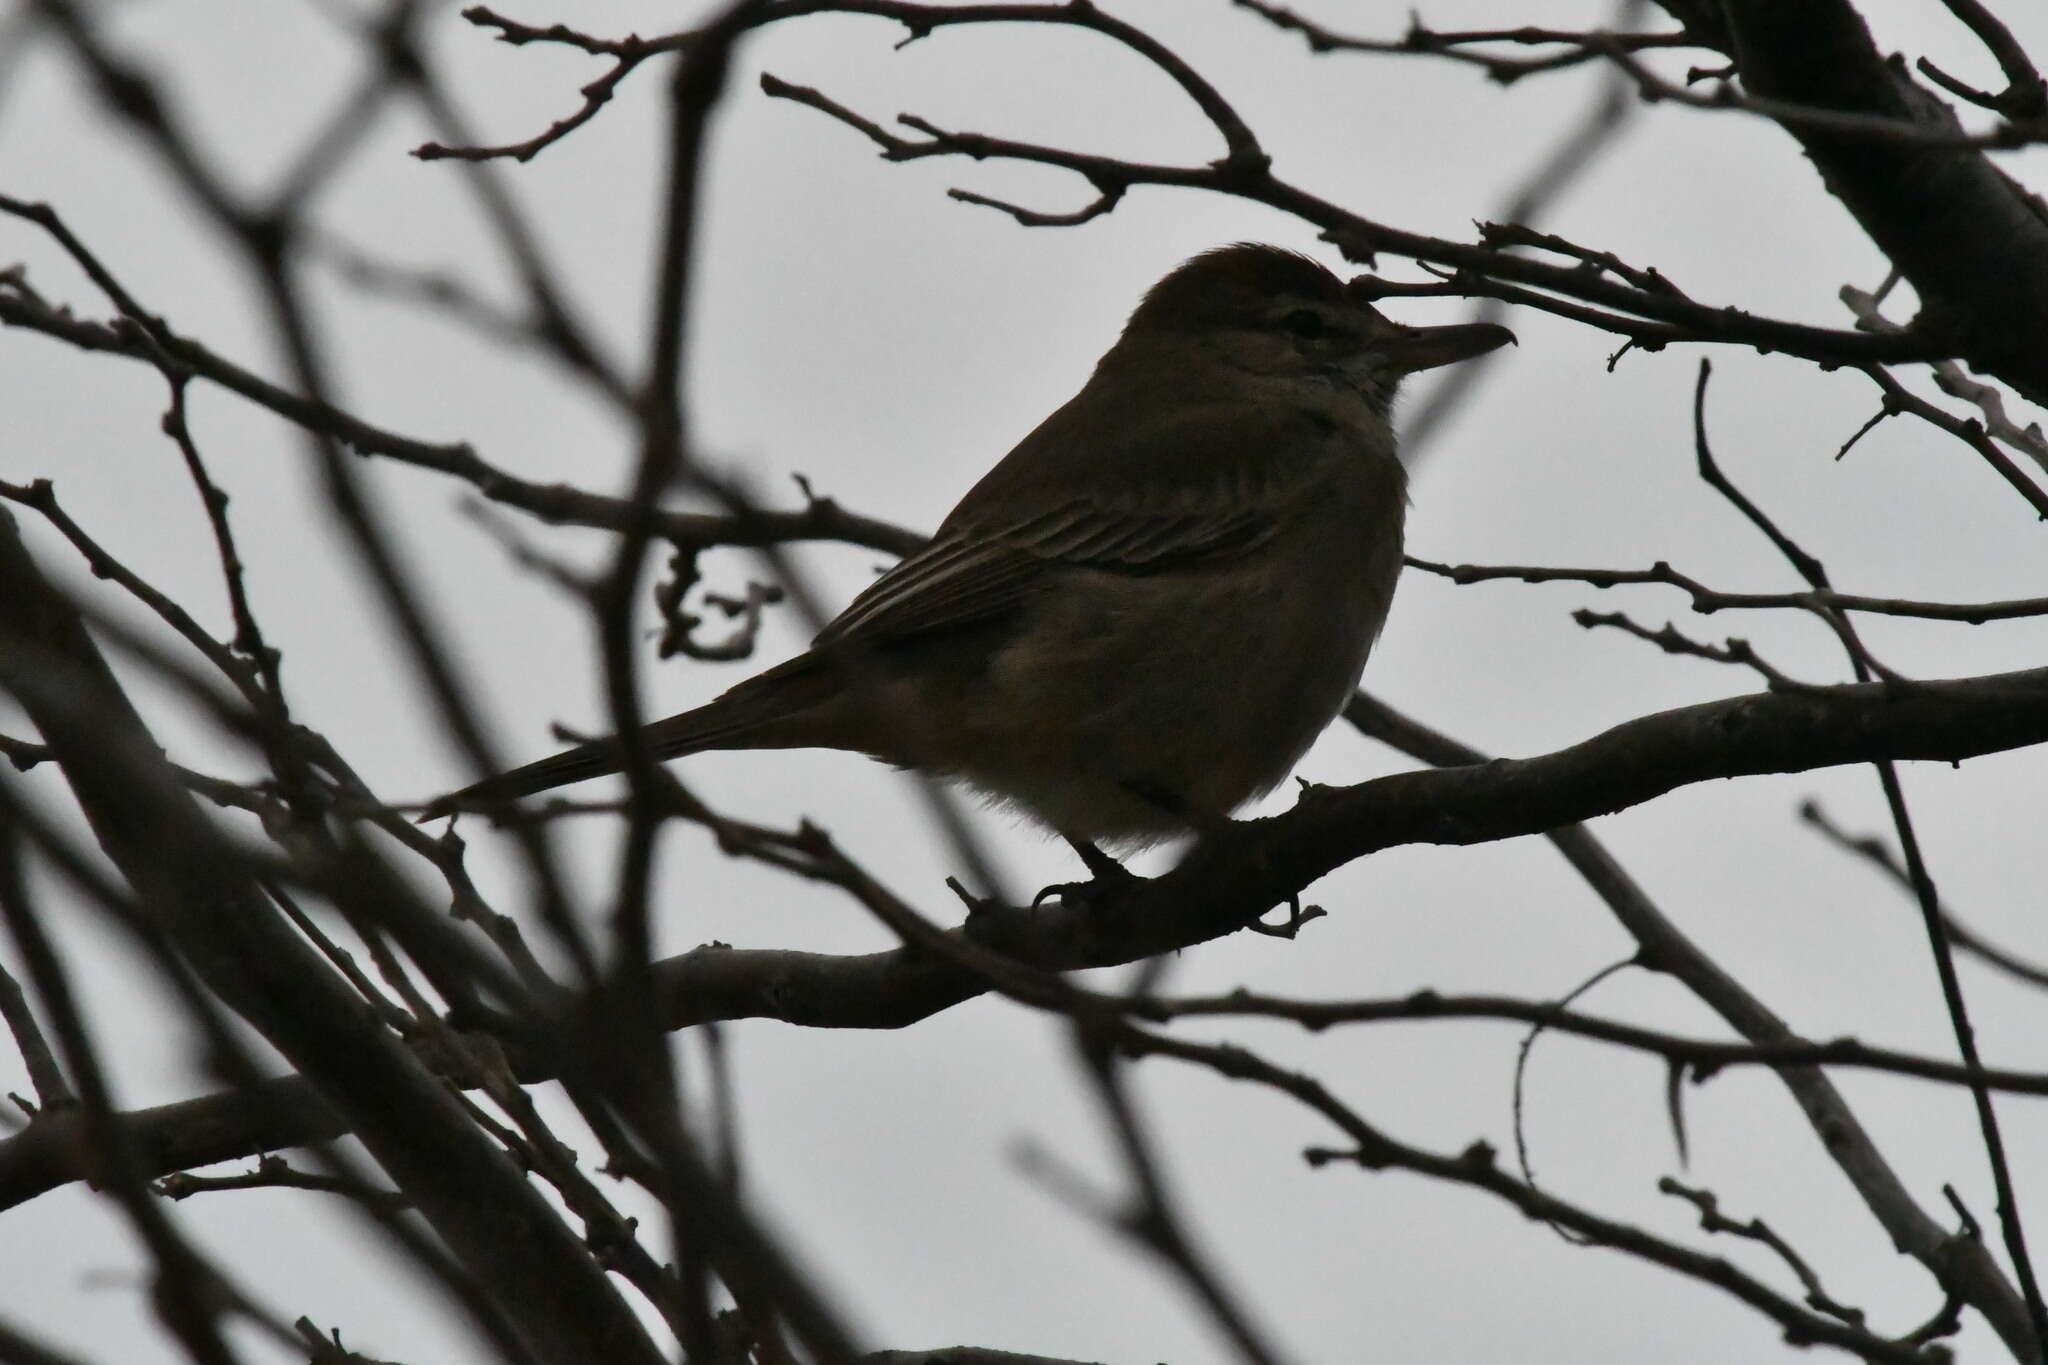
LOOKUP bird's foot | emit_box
[1244,893,1326,939]
[1034,838,1141,909]
[1122,779,1231,840]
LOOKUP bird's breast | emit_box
[933,446,1406,844]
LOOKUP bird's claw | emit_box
[1245,894,1325,939]
[1031,876,1111,908]
[1035,839,1141,908]
[1031,873,1135,909]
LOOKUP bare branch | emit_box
[1407,554,2048,624]
[1130,1025,1944,1364]
[1801,800,2048,992]
[1659,1178,1875,1330]
[1234,4,1701,85]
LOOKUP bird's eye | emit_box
[1280,309,1325,339]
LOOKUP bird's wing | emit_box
[812,395,1341,650]
[813,495,1273,649]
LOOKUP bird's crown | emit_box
[1127,243,1350,332]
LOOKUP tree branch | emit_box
[8,662,2048,1199]
[1705,0,2048,406]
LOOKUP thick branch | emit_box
[1708,1,2048,406]
[7,664,2048,1212]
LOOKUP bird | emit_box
[424,244,1511,871]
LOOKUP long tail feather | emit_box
[419,658,836,819]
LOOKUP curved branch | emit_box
[7,662,2048,1208]
[1126,1024,1947,1365]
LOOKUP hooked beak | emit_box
[1377,320,1517,375]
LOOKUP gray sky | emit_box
[4,2,2048,1361]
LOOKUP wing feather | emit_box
[811,398,1340,651]
[814,497,1273,649]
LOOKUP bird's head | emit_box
[1117,243,1514,414]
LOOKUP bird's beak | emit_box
[1377,320,1517,375]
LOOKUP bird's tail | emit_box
[419,657,837,819]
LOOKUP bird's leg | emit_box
[1032,836,1141,908]
[1121,779,1232,840]
[1120,781,1321,938]
[1068,837,1133,881]
[1030,781,1230,908]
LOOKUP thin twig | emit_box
[1659,1177,1871,1328]
[1800,800,2048,992]
[1692,360,2048,1351]
[155,1154,411,1214]
[1407,554,2048,623]
[0,961,71,1114]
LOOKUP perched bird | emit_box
[426,244,1510,863]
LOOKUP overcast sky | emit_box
[4,2,2048,1362]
